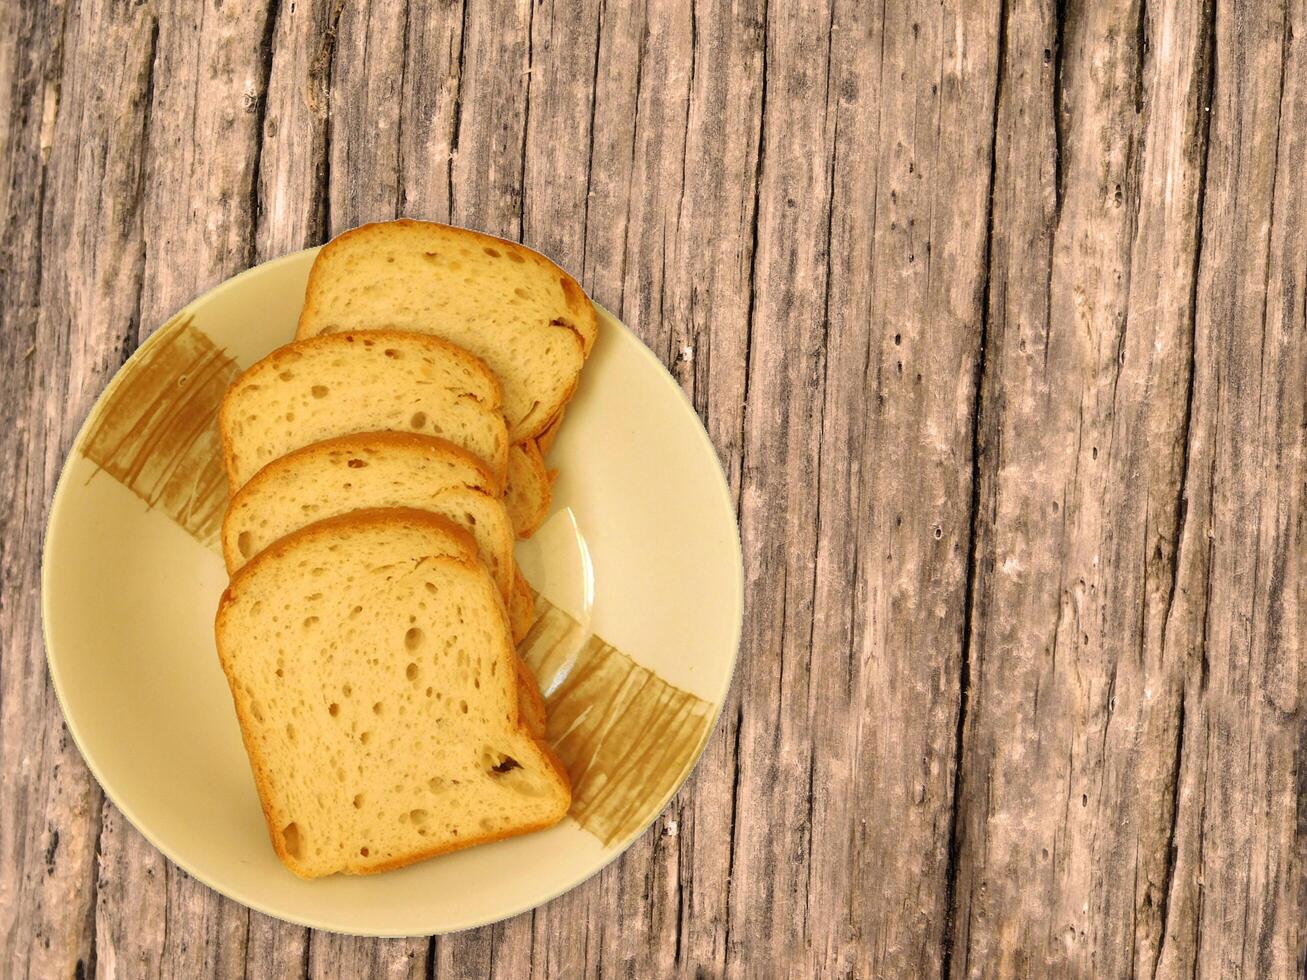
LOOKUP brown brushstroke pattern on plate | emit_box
[80,315,239,546]
[519,597,715,847]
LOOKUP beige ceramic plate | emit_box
[42,247,742,935]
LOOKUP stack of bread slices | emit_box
[214,221,596,878]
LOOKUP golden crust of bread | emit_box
[505,441,551,539]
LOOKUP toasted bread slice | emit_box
[514,657,547,741]
[220,331,507,493]
[221,431,511,596]
[214,509,570,878]
[505,441,551,539]
[295,220,597,442]
[535,408,565,456]
[509,568,538,642]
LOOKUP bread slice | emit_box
[222,431,511,593]
[220,331,507,493]
[215,509,571,878]
[295,220,598,443]
[505,441,551,539]
[508,568,538,642]
[514,657,547,740]
[535,407,565,456]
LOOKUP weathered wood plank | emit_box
[326,0,407,230]
[256,0,340,257]
[948,0,1230,975]
[446,0,533,237]
[396,0,464,226]
[1156,1,1306,976]
[725,0,840,970]
[827,2,1003,976]
[308,932,427,979]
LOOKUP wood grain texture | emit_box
[1,0,1302,976]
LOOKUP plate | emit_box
[41,247,742,935]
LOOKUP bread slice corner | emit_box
[219,330,507,494]
[505,441,551,539]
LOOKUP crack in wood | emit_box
[248,0,283,266]
[735,0,768,523]
[941,1,1008,975]
[395,0,411,217]
[1051,0,1068,224]
[310,0,346,241]
[447,0,469,221]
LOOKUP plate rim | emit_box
[40,246,744,935]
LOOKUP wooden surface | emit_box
[1,0,1303,975]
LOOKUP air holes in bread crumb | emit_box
[303,616,318,629]
[282,822,302,859]
[359,847,369,857]
[311,385,329,398]
[484,246,501,258]
[459,700,468,714]
[405,662,419,682]
[352,794,364,809]
[514,287,529,299]
[279,370,294,381]
[360,731,372,745]
[236,532,252,557]
[372,701,384,715]
[405,627,423,650]
[250,700,265,722]
[342,683,352,697]
[328,703,340,717]
[410,411,427,429]
[508,251,525,264]
[347,458,367,468]
[384,348,400,359]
